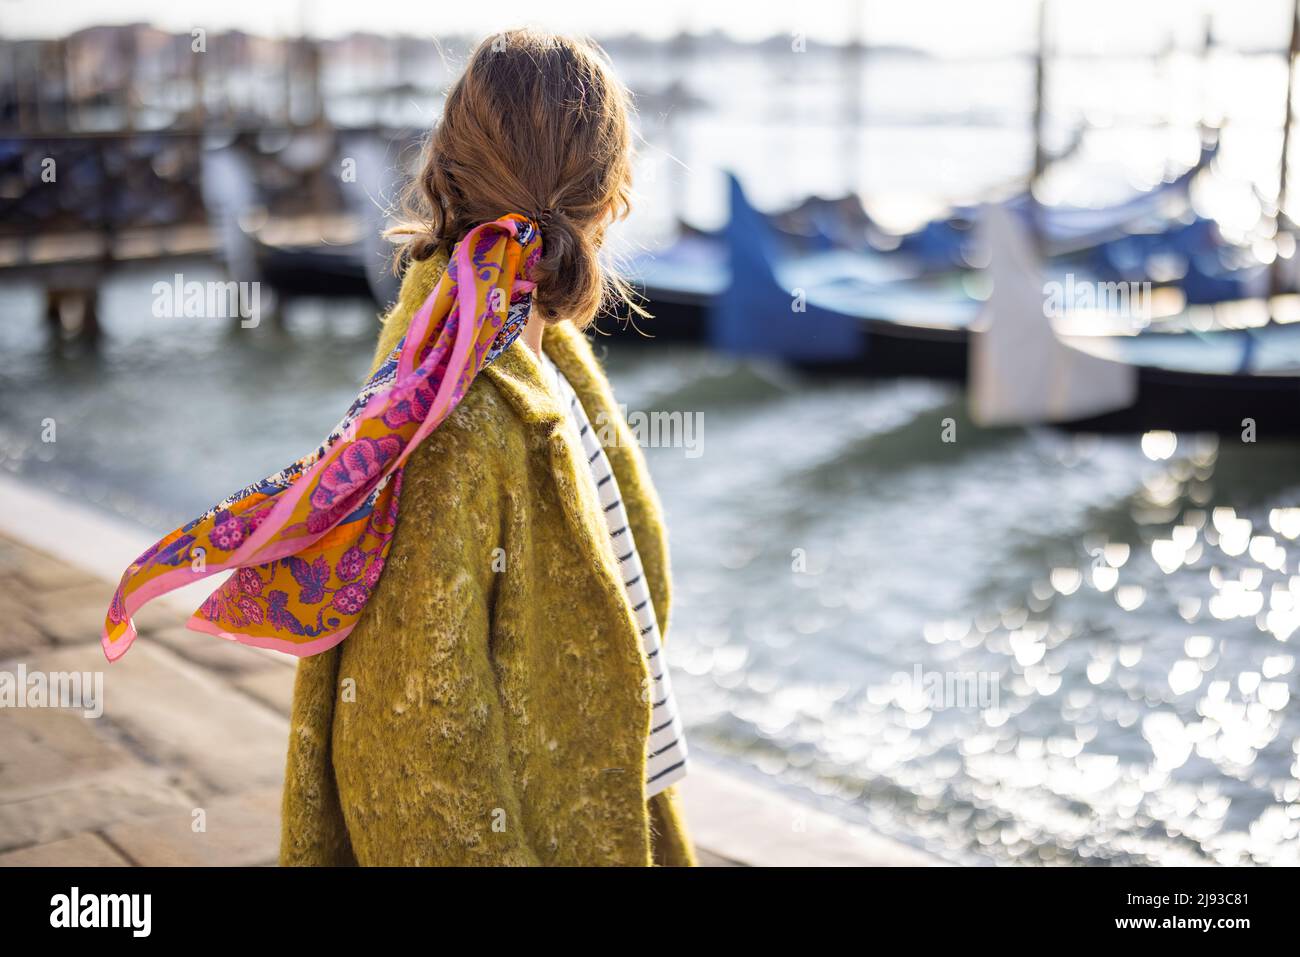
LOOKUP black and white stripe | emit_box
[541,352,688,797]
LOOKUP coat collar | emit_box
[480,334,566,431]
[479,321,604,433]
[392,251,587,432]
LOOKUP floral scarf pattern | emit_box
[102,214,543,661]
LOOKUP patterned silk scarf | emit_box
[102,214,543,662]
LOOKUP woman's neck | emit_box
[521,310,546,358]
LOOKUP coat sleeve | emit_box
[326,387,541,866]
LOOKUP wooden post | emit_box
[306,38,323,127]
[44,289,101,352]
[1031,1,1048,183]
[668,27,691,227]
[190,30,206,129]
[844,1,865,199]
[1273,0,1299,299]
[1201,10,1214,127]
[1029,0,1050,253]
[123,27,138,133]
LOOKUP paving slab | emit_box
[233,666,296,715]
[150,625,287,677]
[24,642,289,796]
[0,831,130,867]
[10,547,99,593]
[0,766,195,852]
[677,762,941,867]
[0,614,49,659]
[0,700,129,794]
[103,786,283,867]
[28,581,116,645]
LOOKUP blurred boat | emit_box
[615,190,866,341]
[623,137,1252,347]
[971,204,1300,435]
[201,134,377,302]
[250,230,372,298]
[695,179,1300,435]
[1081,214,1274,304]
[1059,323,1300,433]
[621,178,960,350]
[615,228,726,341]
[705,166,1295,370]
[897,138,1220,270]
[710,174,969,373]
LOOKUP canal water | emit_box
[1,261,1297,864]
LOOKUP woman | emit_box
[310,30,696,865]
[102,28,694,866]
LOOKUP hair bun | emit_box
[388,29,645,328]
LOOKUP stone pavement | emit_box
[0,533,295,865]
[0,522,936,868]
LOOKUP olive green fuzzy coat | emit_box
[280,251,696,866]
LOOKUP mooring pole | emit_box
[1272,0,1300,299]
[1029,0,1050,255]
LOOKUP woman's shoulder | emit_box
[406,369,529,480]
[391,373,522,544]
[369,249,533,491]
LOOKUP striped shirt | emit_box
[539,350,688,797]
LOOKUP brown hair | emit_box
[389,29,641,326]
